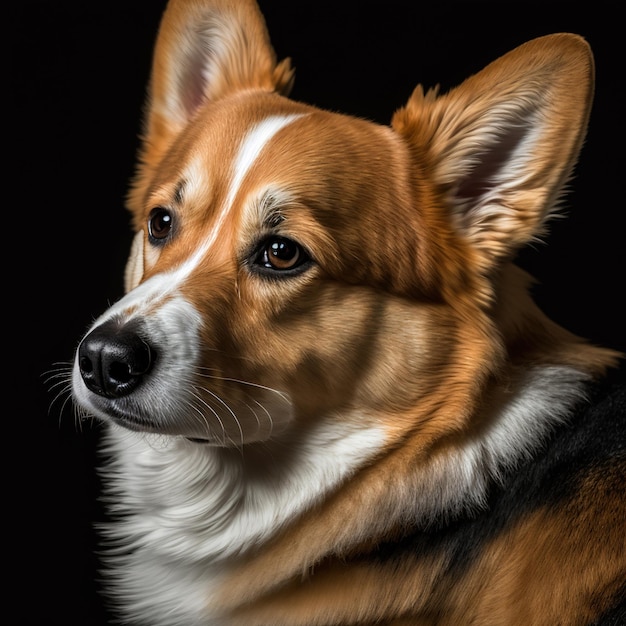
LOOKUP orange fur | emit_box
[70,1,625,624]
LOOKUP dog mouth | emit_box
[99,402,221,443]
[107,407,161,433]
[110,412,209,443]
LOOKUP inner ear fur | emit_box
[392,33,594,277]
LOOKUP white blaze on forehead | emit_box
[111,113,304,323]
[180,112,304,279]
[172,114,303,284]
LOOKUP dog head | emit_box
[72,0,596,446]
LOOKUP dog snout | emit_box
[78,319,155,398]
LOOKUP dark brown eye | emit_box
[253,236,311,275]
[148,207,173,242]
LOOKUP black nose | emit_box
[78,318,155,398]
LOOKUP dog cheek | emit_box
[229,284,427,415]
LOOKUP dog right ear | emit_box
[392,33,594,300]
[129,0,294,201]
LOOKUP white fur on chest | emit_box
[100,419,386,625]
[98,365,588,625]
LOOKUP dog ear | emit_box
[392,33,594,277]
[134,0,294,172]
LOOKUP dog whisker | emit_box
[42,362,78,428]
[245,397,274,440]
[187,391,218,441]
[196,369,289,403]
[189,387,234,444]
[46,362,108,435]
[195,367,288,443]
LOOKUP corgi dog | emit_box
[70,0,625,624]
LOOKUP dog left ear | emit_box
[130,0,294,189]
[392,33,594,276]
[148,0,293,129]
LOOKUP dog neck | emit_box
[101,415,386,563]
[101,355,590,566]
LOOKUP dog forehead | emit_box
[189,92,308,165]
[163,94,404,238]
[154,97,299,218]
[178,93,399,195]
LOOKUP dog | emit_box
[69,0,626,624]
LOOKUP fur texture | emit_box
[70,1,625,624]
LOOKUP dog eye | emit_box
[148,207,173,242]
[253,236,311,274]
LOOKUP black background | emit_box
[10,2,625,625]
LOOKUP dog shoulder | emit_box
[366,364,626,624]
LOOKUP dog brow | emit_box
[186,113,304,269]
